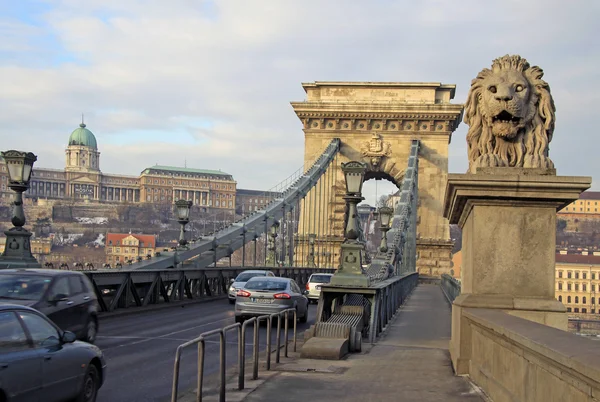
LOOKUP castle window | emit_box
[558,295,562,302]
[568,296,572,303]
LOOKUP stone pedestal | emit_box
[443,170,591,374]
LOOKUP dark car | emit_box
[0,269,99,343]
[0,304,106,402]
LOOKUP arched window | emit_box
[575,296,579,304]
[583,297,587,304]
[558,295,563,302]
[568,283,572,291]
[568,296,572,303]
[558,283,563,290]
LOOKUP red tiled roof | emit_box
[555,253,600,265]
[579,191,600,200]
[105,233,156,247]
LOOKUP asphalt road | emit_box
[94,300,317,402]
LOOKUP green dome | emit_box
[68,123,97,149]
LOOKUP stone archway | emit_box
[291,82,464,276]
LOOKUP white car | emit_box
[228,270,275,303]
[305,273,334,303]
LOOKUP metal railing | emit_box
[440,273,461,303]
[171,308,297,402]
[85,266,334,312]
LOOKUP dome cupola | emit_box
[68,123,97,149]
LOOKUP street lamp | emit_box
[341,161,366,240]
[0,150,40,268]
[307,233,316,268]
[266,220,279,266]
[377,206,394,253]
[330,161,369,287]
[175,199,193,249]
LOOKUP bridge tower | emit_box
[291,82,463,275]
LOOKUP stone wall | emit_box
[462,308,600,402]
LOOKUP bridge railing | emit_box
[171,308,298,402]
[440,273,461,303]
[86,266,335,313]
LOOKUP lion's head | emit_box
[464,55,556,173]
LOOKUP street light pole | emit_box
[175,199,193,249]
[0,150,40,269]
[330,161,369,287]
[377,206,394,253]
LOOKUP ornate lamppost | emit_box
[377,206,393,253]
[175,200,193,249]
[266,220,279,266]
[0,150,40,269]
[330,161,369,287]
[307,233,316,268]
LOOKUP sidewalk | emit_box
[242,284,487,402]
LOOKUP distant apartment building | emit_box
[0,121,236,216]
[235,189,282,215]
[557,191,600,232]
[555,251,600,314]
[105,233,157,264]
[559,191,600,215]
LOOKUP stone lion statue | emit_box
[465,55,556,173]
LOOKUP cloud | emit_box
[0,0,598,194]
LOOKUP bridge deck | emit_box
[244,284,486,402]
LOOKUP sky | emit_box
[0,0,598,206]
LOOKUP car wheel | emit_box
[81,318,98,344]
[77,364,99,402]
[300,308,308,323]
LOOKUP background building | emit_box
[235,189,282,215]
[105,233,157,264]
[555,252,600,315]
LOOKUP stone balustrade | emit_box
[460,308,600,402]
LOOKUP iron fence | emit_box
[85,267,335,313]
[441,273,461,303]
[171,308,297,402]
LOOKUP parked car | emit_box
[0,303,106,402]
[234,277,309,323]
[228,270,275,304]
[305,273,334,303]
[0,269,99,343]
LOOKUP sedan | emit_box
[228,270,275,304]
[234,277,309,323]
[0,303,106,402]
[0,269,99,343]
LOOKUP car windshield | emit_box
[0,274,52,300]
[245,279,287,291]
[235,272,266,282]
[310,275,332,284]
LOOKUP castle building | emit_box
[0,121,237,213]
